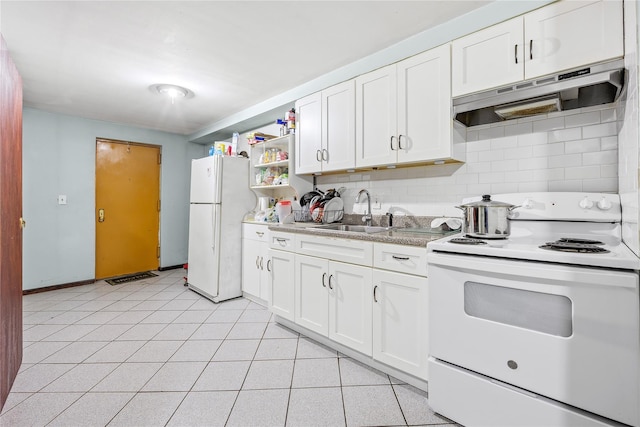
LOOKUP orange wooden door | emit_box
[95,139,160,279]
[0,34,23,412]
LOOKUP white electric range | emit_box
[427,192,640,427]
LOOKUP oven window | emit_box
[464,282,572,337]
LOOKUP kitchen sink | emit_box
[310,224,393,234]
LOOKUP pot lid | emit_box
[459,194,516,208]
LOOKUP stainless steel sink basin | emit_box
[310,224,393,234]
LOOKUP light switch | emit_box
[372,197,381,210]
[58,195,67,205]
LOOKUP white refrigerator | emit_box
[187,155,255,303]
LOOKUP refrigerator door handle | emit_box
[211,207,216,252]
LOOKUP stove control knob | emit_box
[579,197,593,209]
[522,198,533,209]
[597,197,612,210]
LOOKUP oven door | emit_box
[428,252,640,426]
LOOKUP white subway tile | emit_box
[504,122,533,137]
[600,164,618,178]
[517,133,548,146]
[548,154,581,168]
[600,108,617,123]
[518,157,549,170]
[478,172,505,184]
[490,160,519,172]
[533,168,565,181]
[455,173,479,185]
[582,122,618,139]
[583,150,617,166]
[548,127,582,143]
[467,139,491,152]
[600,136,618,151]
[478,126,505,140]
[466,161,492,174]
[503,146,533,160]
[532,142,564,157]
[478,150,504,162]
[466,184,492,195]
[533,117,565,133]
[549,180,583,191]
[564,138,600,154]
[491,182,519,194]
[564,165,601,180]
[465,151,479,163]
[564,111,601,128]
[490,136,517,150]
[518,181,549,192]
[582,178,618,192]
[466,130,479,142]
[504,170,533,183]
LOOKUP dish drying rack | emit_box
[293,208,343,224]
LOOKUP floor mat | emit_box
[105,271,158,286]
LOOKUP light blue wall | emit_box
[22,108,202,290]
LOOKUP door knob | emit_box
[98,209,105,222]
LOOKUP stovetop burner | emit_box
[539,241,610,254]
[557,237,604,245]
[449,237,487,245]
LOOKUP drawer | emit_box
[295,234,373,267]
[269,231,295,251]
[373,242,427,276]
[243,223,269,242]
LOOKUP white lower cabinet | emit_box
[295,253,373,356]
[372,242,429,380]
[242,223,269,301]
[372,269,428,380]
[269,249,295,321]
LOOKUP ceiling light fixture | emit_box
[150,84,191,104]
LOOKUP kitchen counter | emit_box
[267,222,458,247]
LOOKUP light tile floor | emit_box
[1,269,455,427]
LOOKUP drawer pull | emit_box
[373,285,379,303]
[322,272,327,288]
[392,255,410,261]
[276,238,287,246]
[255,231,264,237]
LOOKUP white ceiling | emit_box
[0,1,490,140]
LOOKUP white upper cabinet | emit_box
[397,44,453,163]
[295,92,322,174]
[355,64,398,168]
[524,0,623,80]
[322,80,355,172]
[452,0,623,97]
[356,44,459,168]
[451,17,523,97]
[295,80,356,175]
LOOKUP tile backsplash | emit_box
[317,105,620,218]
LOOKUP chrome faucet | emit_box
[355,189,372,226]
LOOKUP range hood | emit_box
[453,59,625,127]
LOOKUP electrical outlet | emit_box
[58,195,67,205]
[372,197,381,210]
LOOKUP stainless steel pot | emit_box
[455,195,519,239]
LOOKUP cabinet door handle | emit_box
[266,259,271,272]
[259,256,264,270]
[322,148,328,161]
[256,256,260,269]
[392,255,410,261]
[529,39,533,60]
[514,44,518,64]
[390,135,396,151]
[316,150,322,162]
[398,135,406,150]
[373,285,379,303]
[328,275,334,290]
[322,272,327,287]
